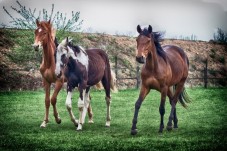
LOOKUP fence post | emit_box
[204,59,208,88]
[115,56,118,80]
[136,65,140,89]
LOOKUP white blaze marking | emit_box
[38,28,42,32]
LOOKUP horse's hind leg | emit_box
[167,80,186,131]
[167,87,178,129]
[101,75,111,127]
[81,87,92,124]
[87,93,94,124]
[87,102,94,123]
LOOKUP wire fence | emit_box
[1,57,226,90]
[113,57,227,89]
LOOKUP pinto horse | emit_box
[131,25,191,135]
[55,38,112,130]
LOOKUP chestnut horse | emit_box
[131,25,191,135]
[55,38,112,130]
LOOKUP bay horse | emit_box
[55,37,112,130]
[131,25,191,135]
[32,20,93,128]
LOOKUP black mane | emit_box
[152,32,167,62]
[68,42,81,54]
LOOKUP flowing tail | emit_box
[95,70,118,93]
[173,86,191,108]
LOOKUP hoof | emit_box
[167,125,173,131]
[88,119,94,124]
[105,121,110,127]
[56,118,61,124]
[76,124,82,131]
[131,129,138,135]
[73,120,79,127]
[159,125,164,133]
[40,121,48,128]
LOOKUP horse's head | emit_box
[55,37,88,77]
[55,37,70,77]
[32,19,55,51]
[135,25,154,64]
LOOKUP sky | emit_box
[0,0,227,41]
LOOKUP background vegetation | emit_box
[0,88,226,150]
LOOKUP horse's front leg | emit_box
[81,87,92,124]
[65,85,78,127]
[131,86,150,135]
[77,84,87,131]
[51,80,63,124]
[159,86,168,133]
[40,80,51,128]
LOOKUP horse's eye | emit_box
[146,38,150,43]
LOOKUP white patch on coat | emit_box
[38,28,42,32]
[66,46,89,70]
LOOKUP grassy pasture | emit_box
[0,88,226,150]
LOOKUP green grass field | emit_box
[0,88,226,150]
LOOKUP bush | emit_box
[218,56,225,64]
[213,28,227,44]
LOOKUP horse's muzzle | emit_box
[32,44,39,51]
[136,56,145,64]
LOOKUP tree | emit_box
[1,0,83,32]
[213,28,227,44]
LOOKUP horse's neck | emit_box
[145,45,158,71]
[42,36,55,69]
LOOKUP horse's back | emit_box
[163,45,189,83]
[86,49,111,86]
[86,49,109,68]
[163,45,189,66]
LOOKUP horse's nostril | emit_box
[136,56,145,64]
[32,44,39,51]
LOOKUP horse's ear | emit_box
[137,25,142,33]
[36,19,40,26]
[66,37,69,44]
[48,19,51,24]
[61,37,68,46]
[148,25,152,33]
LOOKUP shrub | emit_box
[213,28,227,44]
[218,56,225,64]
